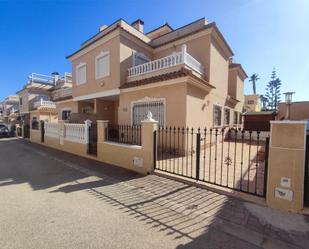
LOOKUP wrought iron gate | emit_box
[40,121,45,143]
[88,123,97,156]
[154,127,269,197]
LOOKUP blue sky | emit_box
[0,0,308,101]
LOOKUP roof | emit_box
[279,101,309,105]
[66,18,234,59]
[120,68,215,90]
[229,63,248,79]
[146,22,173,35]
[243,111,276,116]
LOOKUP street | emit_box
[0,138,308,249]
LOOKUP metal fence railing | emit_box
[105,124,142,146]
[155,127,269,197]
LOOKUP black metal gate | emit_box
[23,124,30,138]
[304,135,309,206]
[88,123,97,156]
[40,121,45,143]
[154,127,269,197]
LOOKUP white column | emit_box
[181,44,187,64]
[84,119,92,144]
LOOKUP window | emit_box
[133,52,150,66]
[31,117,39,130]
[132,99,165,127]
[233,111,238,124]
[239,113,243,124]
[76,63,87,85]
[96,51,110,79]
[214,105,222,127]
[248,100,254,105]
[62,110,71,120]
[81,106,93,114]
[19,97,23,106]
[224,108,230,126]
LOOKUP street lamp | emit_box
[283,92,295,120]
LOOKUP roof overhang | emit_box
[73,88,120,101]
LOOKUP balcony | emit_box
[33,99,56,109]
[52,88,72,101]
[127,45,204,82]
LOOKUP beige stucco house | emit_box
[16,73,73,132]
[277,101,309,121]
[1,95,19,124]
[65,18,247,129]
[48,72,74,121]
[244,94,261,112]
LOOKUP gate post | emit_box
[141,112,158,174]
[84,119,92,146]
[266,121,307,212]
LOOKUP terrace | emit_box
[127,45,205,83]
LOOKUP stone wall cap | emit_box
[97,120,109,123]
[141,120,159,123]
[270,120,307,124]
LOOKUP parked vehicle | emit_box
[0,124,10,137]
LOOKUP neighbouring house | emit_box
[243,111,276,131]
[2,95,19,125]
[244,94,261,112]
[16,73,65,134]
[48,72,74,121]
[66,17,246,129]
[277,101,309,121]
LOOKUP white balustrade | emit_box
[52,88,72,100]
[64,120,91,144]
[64,123,86,143]
[44,122,60,138]
[128,45,205,78]
[43,120,91,144]
[34,99,56,109]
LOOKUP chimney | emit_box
[131,19,144,33]
[52,72,59,85]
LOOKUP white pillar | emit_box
[84,119,92,144]
[181,44,187,64]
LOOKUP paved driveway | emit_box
[0,138,309,249]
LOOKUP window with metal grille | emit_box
[214,105,222,127]
[132,101,164,127]
[62,110,71,120]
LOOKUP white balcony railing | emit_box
[29,73,54,84]
[33,99,56,109]
[128,44,204,78]
[52,88,72,100]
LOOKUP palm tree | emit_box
[249,73,260,94]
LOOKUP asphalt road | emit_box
[0,138,309,249]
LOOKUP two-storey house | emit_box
[2,95,19,124]
[47,72,73,121]
[16,73,62,131]
[66,18,247,128]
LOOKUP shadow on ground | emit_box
[1,138,309,249]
